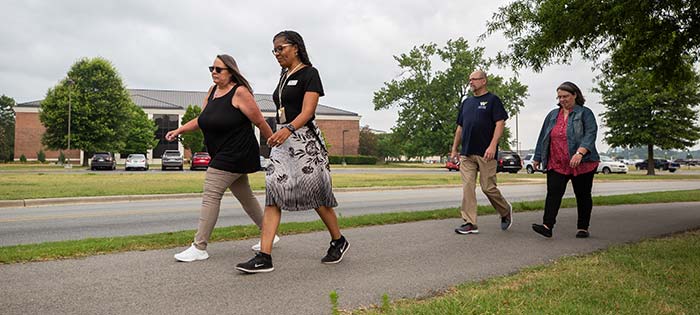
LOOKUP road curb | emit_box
[0,185,464,208]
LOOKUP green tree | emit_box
[484,0,700,80]
[40,57,133,165]
[358,125,378,157]
[123,105,158,155]
[180,105,204,155]
[0,95,15,162]
[373,38,528,158]
[376,133,402,162]
[595,62,700,175]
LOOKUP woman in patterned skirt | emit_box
[236,30,349,273]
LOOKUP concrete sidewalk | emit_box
[1,202,699,314]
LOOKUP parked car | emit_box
[522,153,544,174]
[597,155,628,174]
[259,156,271,171]
[90,152,116,171]
[161,150,183,170]
[190,152,211,170]
[125,154,149,171]
[496,151,522,173]
[635,159,679,172]
[445,159,460,171]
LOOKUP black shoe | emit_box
[532,224,552,238]
[576,230,590,238]
[321,236,349,264]
[455,223,479,234]
[236,252,274,273]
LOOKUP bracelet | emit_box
[284,124,296,133]
[576,151,584,156]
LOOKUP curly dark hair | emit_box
[274,30,312,73]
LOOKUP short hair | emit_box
[557,81,585,105]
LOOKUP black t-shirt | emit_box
[456,92,508,156]
[272,66,324,124]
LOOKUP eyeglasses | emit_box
[272,44,293,55]
[208,66,229,73]
[469,77,485,81]
[557,94,573,100]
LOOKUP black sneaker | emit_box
[321,236,349,264]
[532,224,553,238]
[500,202,513,231]
[236,252,274,273]
[576,230,590,238]
[455,223,479,234]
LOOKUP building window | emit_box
[153,114,179,158]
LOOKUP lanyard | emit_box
[277,63,304,109]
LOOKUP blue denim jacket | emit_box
[533,105,600,169]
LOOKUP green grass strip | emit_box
[1,189,699,264]
[354,229,700,315]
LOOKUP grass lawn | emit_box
[1,169,699,200]
[1,189,699,264]
[353,229,700,314]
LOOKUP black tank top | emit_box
[197,85,260,173]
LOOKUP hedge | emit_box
[329,155,378,165]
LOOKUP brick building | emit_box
[14,88,360,163]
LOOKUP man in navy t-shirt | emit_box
[450,70,513,235]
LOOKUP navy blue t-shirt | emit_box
[456,92,508,156]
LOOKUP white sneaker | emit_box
[251,235,280,251]
[174,244,209,262]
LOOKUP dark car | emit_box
[161,150,184,171]
[445,160,460,171]
[635,159,679,172]
[497,151,522,173]
[190,152,211,170]
[90,152,116,171]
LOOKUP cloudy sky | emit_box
[1,0,657,152]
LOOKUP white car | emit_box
[125,154,149,171]
[522,154,544,174]
[597,155,628,174]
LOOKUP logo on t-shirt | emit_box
[478,101,488,109]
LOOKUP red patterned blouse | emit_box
[547,109,599,176]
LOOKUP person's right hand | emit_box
[165,129,180,142]
[450,150,459,163]
[533,161,540,170]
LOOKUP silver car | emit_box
[161,150,183,171]
[125,154,149,171]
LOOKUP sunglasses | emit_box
[271,43,293,55]
[208,66,229,73]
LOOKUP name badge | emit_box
[287,80,298,86]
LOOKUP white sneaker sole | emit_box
[235,266,274,273]
[174,253,209,262]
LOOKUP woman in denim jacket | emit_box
[532,82,600,238]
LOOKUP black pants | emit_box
[543,170,595,230]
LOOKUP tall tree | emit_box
[484,0,700,80]
[180,105,204,155]
[40,57,133,165]
[595,62,700,175]
[0,95,15,162]
[373,38,528,158]
[123,105,158,155]
[358,125,379,157]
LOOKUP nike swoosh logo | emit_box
[254,264,265,268]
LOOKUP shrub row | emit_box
[329,155,378,165]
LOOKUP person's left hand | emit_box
[570,154,583,168]
[484,145,496,161]
[267,128,292,147]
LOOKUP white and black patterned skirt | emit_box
[265,122,338,211]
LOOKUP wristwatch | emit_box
[575,151,585,156]
[284,124,296,133]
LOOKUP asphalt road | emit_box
[2,180,700,246]
[1,202,699,314]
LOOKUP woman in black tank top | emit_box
[166,54,275,262]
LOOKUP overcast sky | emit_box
[4,0,688,152]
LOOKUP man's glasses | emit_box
[208,66,229,73]
[469,77,485,81]
[272,44,293,55]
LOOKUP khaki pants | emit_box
[459,155,510,225]
[194,167,264,249]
